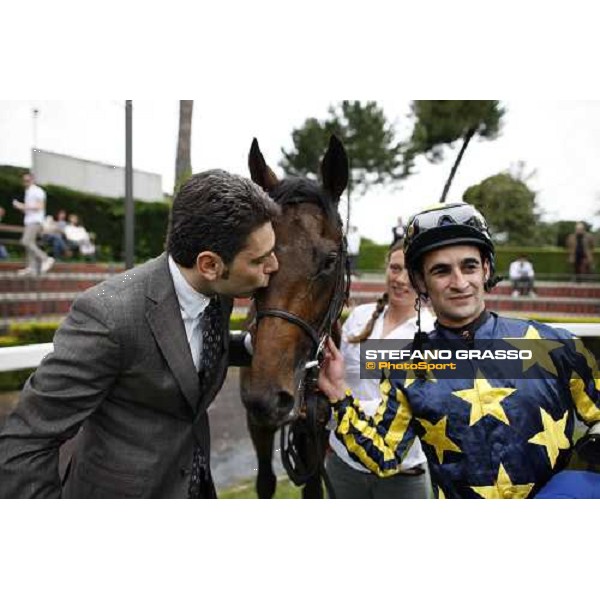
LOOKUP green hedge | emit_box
[359,239,388,271]
[357,240,600,278]
[0,369,35,392]
[7,322,59,344]
[0,166,170,262]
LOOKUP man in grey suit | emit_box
[0,169,280,498]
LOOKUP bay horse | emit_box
[241,135,349,499]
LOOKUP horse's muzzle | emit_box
[244,389,296,428]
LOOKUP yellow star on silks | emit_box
[574,338,597,372]
[503,325,563,376]
[451,370,515,426]
[471,463,535,499]
[528,408,570,468]
[574,339,600,391]
[416,415,461,463]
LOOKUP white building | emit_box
[32,149,164,203]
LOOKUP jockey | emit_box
[318,202,600,498]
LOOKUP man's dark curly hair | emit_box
[167,169,280,267]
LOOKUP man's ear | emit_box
[413,272,428,298]
[483,258,491,282]
[196,251,223,281]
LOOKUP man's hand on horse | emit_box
[317,337,348,403]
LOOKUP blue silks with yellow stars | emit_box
[331,312,600,499]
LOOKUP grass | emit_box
[219,477,303,499]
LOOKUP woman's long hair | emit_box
[347,239,405,344]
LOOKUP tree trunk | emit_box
[439,126,476,203]
[345,155,352,232]
[175,100,194,194]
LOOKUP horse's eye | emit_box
[322,252,338,271]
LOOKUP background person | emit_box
[64,213,96,259]
[326,240,434,498]
[566,222,594,282]
[41,214,68,259]
[11,173,54,275]
[391,215,405,245]
[346,225,361,278]
[508,254,535,297]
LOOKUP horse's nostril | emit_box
[276,391,295,414]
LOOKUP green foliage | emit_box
[0,169,25,227]
[0,335,21,347]
[0,369,34,392]
[7,322,60,344]
[357,238,387,271]
[0,164,28,181]
[356,241,600,279]
[406,101,505,203]
[531,221,560,247]
[280,101,408,196]
[494,246,596,275]
[407,100,504,163]
[0,167,170,262]
[554,220,595,248]
[1,315,250,346]
[463,173,539,245]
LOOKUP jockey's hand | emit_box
[317,337,348,403]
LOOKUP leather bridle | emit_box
[253,219,350,498]
[255,231,350,417]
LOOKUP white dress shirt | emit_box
[168,255,211,371]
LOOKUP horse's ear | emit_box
[248,138,279,192]
[321,135,349,202]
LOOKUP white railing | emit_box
[1,323,599,373]
[0,343,53,372]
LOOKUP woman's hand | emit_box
[317,337,348,403]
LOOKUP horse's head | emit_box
[241,135,349,428]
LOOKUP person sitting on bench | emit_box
[509,254,535,297]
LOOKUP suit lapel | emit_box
[146,254,200,413]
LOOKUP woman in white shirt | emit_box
[326,240,435,498]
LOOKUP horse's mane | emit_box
[269,176,340,230]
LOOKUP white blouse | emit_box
[329,302,436,472]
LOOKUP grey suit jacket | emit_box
[0,253,232,498]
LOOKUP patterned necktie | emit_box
[198,296,223,390]
[189,296,222,499]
